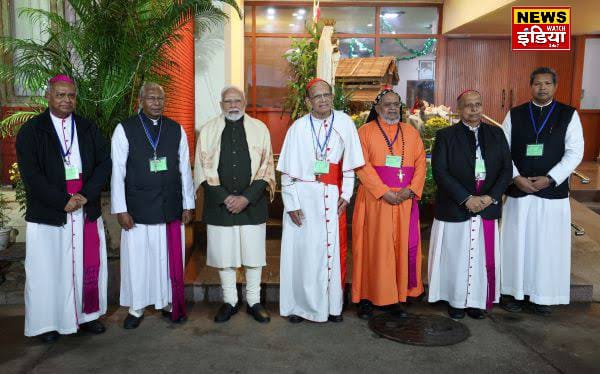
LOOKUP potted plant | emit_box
[0,192,13,251]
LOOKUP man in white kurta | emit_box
[194,86,276,324]
[17,75,111,342]
[111,82,195,328]
[428,91,512,319]
[278,78,364,323]
[500,67,584,315]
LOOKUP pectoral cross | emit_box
[398,169,404,182]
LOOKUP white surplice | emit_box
[25,112,108,336]
[428,125,500,310]
[110,121,195,313]
[277,110,364,322]
[500,105,584,305]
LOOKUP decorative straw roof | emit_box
[335,56,399,84]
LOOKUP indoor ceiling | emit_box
[445,0,599,35]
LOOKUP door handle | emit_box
[501,89,506,108]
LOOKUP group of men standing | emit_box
[17,66,583,342]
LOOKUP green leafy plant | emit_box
[283,21,351,121]
[0,0,241,139]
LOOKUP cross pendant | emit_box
[398,169,404,182]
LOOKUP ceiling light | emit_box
[289,23,296,27]
[267,8,276,15]
[296,15,303,20]
[367,23,373,27]
[382,13,399,19]
[298,9,306,15]
[267,15,274,20]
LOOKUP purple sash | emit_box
[66,176,100,314]
[374,166,419,288]
[476,180,496,311]
[166,220,186,321]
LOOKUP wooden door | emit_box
[509,44,576,108]
[445,39,511,124]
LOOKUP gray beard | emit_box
[224,111,244,121]
[382,115,400,123]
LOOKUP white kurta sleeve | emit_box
[547,111,585,185]
[281,173,301,212]
[501,112,520,179]
[179,130,196,210]
[110,124,129,214]
[340,170,355,202]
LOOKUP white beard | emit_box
[224,111,244,121]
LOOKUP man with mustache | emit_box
[111,82,195,328]
[17,75,111,342]
[351,89,426,319]
[195,86,276,323]
[500,67,584,315]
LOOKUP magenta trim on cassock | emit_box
[476,180,496,311]
[166,220,186,321]
[374,165,419,288]
[66,176,100,314]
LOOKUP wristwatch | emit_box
[546,175,556,186]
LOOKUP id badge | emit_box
[475,159,486,174]
[385,155,402,168]
[526,144,544,157]
[314,160,330,175]
[65,165,79,180]
[149,157,168,172]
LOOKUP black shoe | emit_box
[447,305,465,319]
[161,310,188,323]
[39,331,59,343]
[357,300,374,320]
[466,308,485,320]
[80,320,106,334]
[501,296,523,313]
[533,304,552,316]
[214,303,238,323]
[391,304,408,318]
[288,315,304,324]
[123,314,144,329]
[328,314,343,323]
[247,303,271,323]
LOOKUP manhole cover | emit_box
[369,313,470,346]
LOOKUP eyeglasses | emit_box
[310,93,333,101]
[144,96,165,103]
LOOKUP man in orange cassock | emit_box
[352,88,426,319]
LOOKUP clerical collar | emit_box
[461,121,480,132]
[140,111,160,126]
[49,111,73,125]
[311,111,333,123]
[532,99,554,108]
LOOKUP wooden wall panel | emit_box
[445,39,511,123]
[580,112,600,161]
[509,44,576,108]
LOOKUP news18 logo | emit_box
[512,7,571,51]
